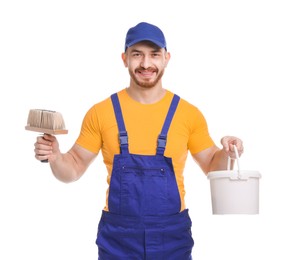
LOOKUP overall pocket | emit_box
[121,166,167,216]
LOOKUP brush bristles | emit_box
[26,109,66,130]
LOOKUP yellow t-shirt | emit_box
[76,89,215,211]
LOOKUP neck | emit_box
[126,85,166,104]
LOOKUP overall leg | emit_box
[96,213,145,260]
[145,210,194,260]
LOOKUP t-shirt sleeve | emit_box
[75,105,102,154]
[187,107,215,154]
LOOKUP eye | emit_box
[152,53,161,57]
[132,52,142,57]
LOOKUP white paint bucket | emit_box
[207,146,261,214]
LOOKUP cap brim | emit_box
[126,38,166,49]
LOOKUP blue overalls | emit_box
[96,93,194,260]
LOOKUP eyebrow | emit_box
[131,48,162,53]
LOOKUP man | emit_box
[34,22,243,259]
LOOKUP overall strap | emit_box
[111,93,129,154]
[157,94,180,155]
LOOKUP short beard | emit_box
[129,68,164,89]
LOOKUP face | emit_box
[122,41,170,89]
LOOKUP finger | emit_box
[43,134,56,141]
[221,136,234,151]
[221,136,244,159]
[34,143,53,159]
[36,136,53,146]
[35,153,49,162]
[231,140,244,155]
[229,143,244,158]
[34,151,52,161]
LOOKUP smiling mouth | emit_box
[136,69,157,77]
[140,71,153,77]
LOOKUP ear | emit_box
[121,52,128,67]
[164,51,171,67]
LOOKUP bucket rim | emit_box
[207,170,261,180]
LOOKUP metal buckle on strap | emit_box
[119,131,128,145]
[157,134,167,148]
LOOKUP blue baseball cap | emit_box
[125,22,167,51]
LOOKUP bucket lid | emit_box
[207,170,262,180]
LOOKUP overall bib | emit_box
[96,93,194,260]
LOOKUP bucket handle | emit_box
[227,145,242,178]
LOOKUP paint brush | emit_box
[25,109,68,162]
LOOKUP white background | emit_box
[1,0,285,259]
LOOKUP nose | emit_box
[140,55,152,69]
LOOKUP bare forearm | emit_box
[34,136,95,182]
[49,152,82,183]
[209,149,234,172]
[193,137,243,175]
